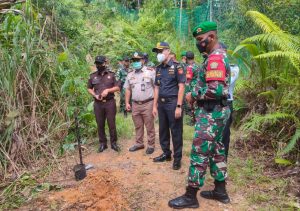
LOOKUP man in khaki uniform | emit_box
[124,52,156,154]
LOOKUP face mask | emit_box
[132,61,142,70]
[196,38,209,53]
[157,53,165,63]
[97,65,105,71]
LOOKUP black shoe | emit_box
[145,147,154,155]
[98,144,108,153]
[153,153,171,162]
[111,143,120,152]
[168,186,199,209]
[200,180,230,204]
[173,160,181,170]
[129,145,144,152]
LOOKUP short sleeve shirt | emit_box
[154,60,186,98]
[87,69,120,100]
[124,66,156,101]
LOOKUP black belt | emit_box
[95,97,114,103]
[133,98,153,105]
[197,99,228,111]
[159,96,177,103]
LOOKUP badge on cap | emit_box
[107,76,111,79]
[134,52,138,57]
[197,28,202,33]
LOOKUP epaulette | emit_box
[128,68,134,73]
[146,66,155,71]
[90,70,97,75]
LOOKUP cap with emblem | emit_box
[95,55,106,64]
[186,51,194,59]
[192,21,217,37]
[180,51,187,57]
[131,51,144,60]
[152,42,170,52]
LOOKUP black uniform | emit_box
[155,59,186,161]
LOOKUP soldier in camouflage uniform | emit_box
[116,56,131,117]
[183,51,199,124]
[169,21,231,209]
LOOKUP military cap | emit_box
[95,55,106,64]
[180,51,187,57]
[131,52,144,60]
[152,42,170,52]
[192,21,217,37]
[186,51,194,59]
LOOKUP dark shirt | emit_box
[154,59,186,98]
[87,69,120,100]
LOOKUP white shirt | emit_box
[228,64,239,101]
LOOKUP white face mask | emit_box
[157,53,165,63]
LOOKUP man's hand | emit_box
[101,89,109,98]
[152,107,158,118]
[175,107,182,119]
[126,103,131,111]
[94,94,100,100]
[185,92,195,104]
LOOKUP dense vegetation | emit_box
[0,0,299,209]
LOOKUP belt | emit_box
[197,99,228,111]
[133,98,153,105]
[159,96,177,103]
[95,97,114,103]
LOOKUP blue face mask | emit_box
[132,61,142,70]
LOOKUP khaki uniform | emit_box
[124,66,156,148]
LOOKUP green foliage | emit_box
[233,11,300,161]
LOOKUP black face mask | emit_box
[97,65,105,71]
[196,38,209,54]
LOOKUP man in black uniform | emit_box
[152,42,186,170]
[87,56,121,152]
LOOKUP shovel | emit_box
[73,111,87,181]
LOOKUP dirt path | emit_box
[19,134,248,211]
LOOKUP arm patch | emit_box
[206,54,226,82]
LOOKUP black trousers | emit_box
[94,99,117,146]
[222,100,233,158]
[158,98,183,161]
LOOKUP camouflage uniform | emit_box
[116,66,131,112]
[188,47,230,188]
[184,63,199,117]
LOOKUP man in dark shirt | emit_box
[152,42,186,170]
[87,56,121,152]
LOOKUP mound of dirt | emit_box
[49,170,129,211]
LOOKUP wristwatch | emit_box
[176,104,182,108]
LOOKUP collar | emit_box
[98,69,109,76]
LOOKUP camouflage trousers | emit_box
[119,88,126,112]
[188,104,230,188]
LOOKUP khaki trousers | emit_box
[131,100,155,148]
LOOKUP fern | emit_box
[242,112,298,132]
[246,11,282,33]
[280,128,300,155]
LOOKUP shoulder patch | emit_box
[177,66,184,75]
[206,54,226,82]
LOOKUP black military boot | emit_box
[168,186,199,209]
[200,180,230,204]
